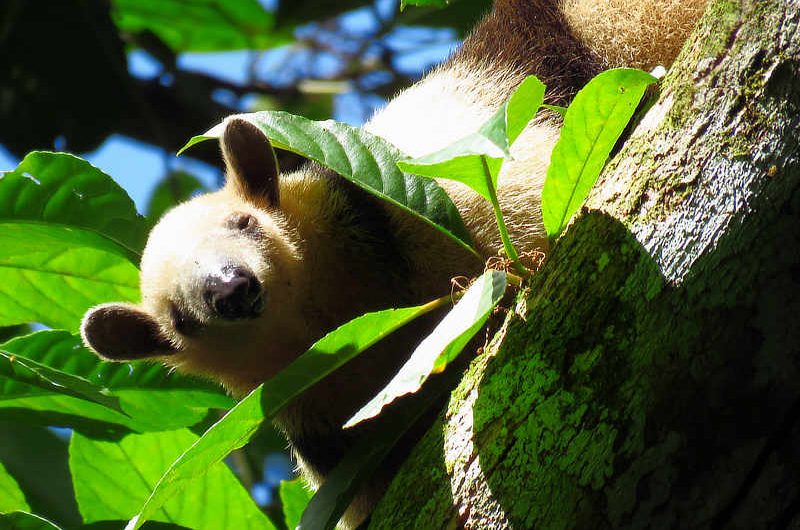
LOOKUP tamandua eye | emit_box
[227,213,258,232]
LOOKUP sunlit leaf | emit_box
[125,299,445,529]
[542,68,656,237]
[0,153,147,330]
[398,76,545,200]
[542,104,567,117]
[0,512,61,530]
[0,331,232,433]
[345,270,506,428]
[0,225,140,330]
[111,0,291,52]
[279,478,313,530]
[70,430,274,529]
[180,111,476,256]
[0,152,147,257]
[0,461,29,513]
[0,349,124,416]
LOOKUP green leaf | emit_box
[0,152,147,257]
[146,172,206,221]
[279,478,313,530]
[180,111,476,256]
[398,0,489,36]
[542,104,567,117]
[0,395,132,436]
[496,75,546,147]
[0,152,147,330]
[0,331,233,433]
[398,75,545,200]
[542,68,656,238]
[111,0,291,53]
[345,270,506,428]
[401,0,449,7]
[0,423,81,527]
[0,461,29,513]
[0,349,124,416]
[125,300,444,529]
[299,367,457,530]
[0,225,140,330]
[70,430,274,529]
[399,148,504,202]
[0,512,61,530]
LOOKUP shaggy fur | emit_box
[81,0,707,527]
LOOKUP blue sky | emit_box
[0,0,459,216]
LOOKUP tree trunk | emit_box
[369,0,800,528]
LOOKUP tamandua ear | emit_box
[81,303,175,361]
[222,118,280,207]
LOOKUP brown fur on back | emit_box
[562,0,709,70]
[454,0,604,105]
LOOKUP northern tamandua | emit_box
[81,0,707,526]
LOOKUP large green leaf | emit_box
[111,0,291,52]
[0,461,29,513]
[0,348,123,416]
[126,300,444,529]
[0,395,131,437]
[0,423,81,528]
[398,76,545,200]
[0,152,147,330]
[70,430,273,529]
[542,68,656,238]
[0,512,61,530]
[0,331,233,433]
[0,225,140,330]
[345,270,506,428]
[181,111,477,256]
[0,152,147,256]
[279,478,313,530]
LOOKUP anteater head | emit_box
[81,119,311,394]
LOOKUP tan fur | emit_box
[81,0,708,527]
[562,0,709,70]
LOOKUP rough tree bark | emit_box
[369,0,800,528]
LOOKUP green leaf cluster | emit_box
[0,64,654,530]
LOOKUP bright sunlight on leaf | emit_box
[280,478,313,530]
[397,75,545,199]
[126,299,448,529]
[70,430,274,529]
[542,68,656,238]
[180,111,477,257]
[0,331,233,433]
[0,512,61,530]
[345,270,506,428]
[0,152,146,330]
[0,461,29,513]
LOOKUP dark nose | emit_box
[203,266,264,320]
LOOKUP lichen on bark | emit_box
[370,0,800,528]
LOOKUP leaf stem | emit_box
[480,156,528,276]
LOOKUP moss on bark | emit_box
[370,0,800,528]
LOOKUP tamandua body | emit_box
[81,0,707,526]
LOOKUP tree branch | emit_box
[370,1,800,528]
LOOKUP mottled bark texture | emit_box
[369,0,800,528]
